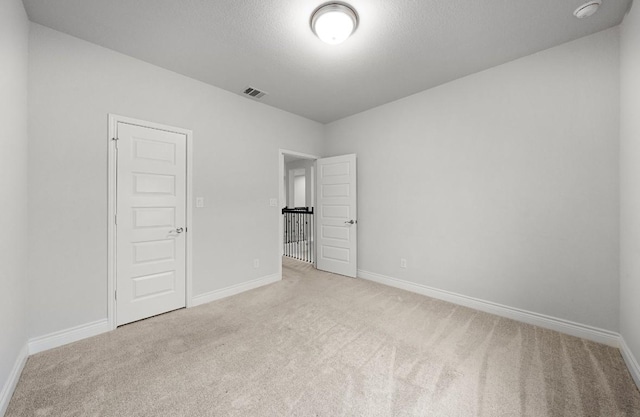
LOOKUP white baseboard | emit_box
[26,274,280,355]
[620,337,640,390]
[191,273,281,307]
[28,319,110,355]
[357,269,620,347]
[0,344,28,417]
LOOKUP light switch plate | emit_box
[196,197,204,208]
[269,198,278,207]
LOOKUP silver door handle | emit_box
[170,227,184,234]
[345,220,356,225]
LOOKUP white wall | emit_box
[293,175,306,207]
[28,24,324,338]
[325,28,620,331]
[620,1,640,373]
[285,159,315,208]
[0,0,29,409]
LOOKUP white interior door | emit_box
[116,122,187,325]
[316,154,357,277]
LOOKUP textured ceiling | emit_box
[23,0,631,123]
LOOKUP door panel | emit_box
[316,154,357,277]
[116,122,187,326]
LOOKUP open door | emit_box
[316,154,357,277]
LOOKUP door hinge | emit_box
[114,290,117,301]
[112,137,119,148]
[114,214,117,225]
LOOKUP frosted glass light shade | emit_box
[311,3,358,45]
[573,0,602,18]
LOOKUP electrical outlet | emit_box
[400,258,407,269]
[253,258,260,269]
[269,198,278,207]
[196,197,204,208]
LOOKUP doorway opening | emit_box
[278,150,358,279]
[279,150,318,273]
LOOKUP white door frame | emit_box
[278,149,319,278]
[108,114,194,330]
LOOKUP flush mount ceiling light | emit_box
[573,0,602,18]
[311,2,359,45]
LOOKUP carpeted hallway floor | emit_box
[7,258,640,416]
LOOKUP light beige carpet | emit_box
[7,258,640,416]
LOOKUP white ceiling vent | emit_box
[242,86,268,99]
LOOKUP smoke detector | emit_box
[574,0,602,18]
